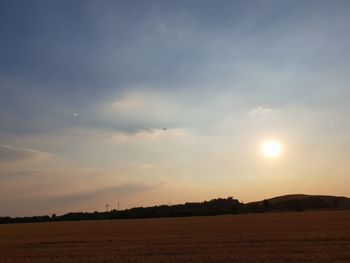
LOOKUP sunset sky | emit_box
[1,0,350,216]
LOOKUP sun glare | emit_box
[261,140,282,158]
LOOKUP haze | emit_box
[1,0,350,216]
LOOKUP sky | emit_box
[1,0,350,216]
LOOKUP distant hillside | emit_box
[1,194,350,224]
[246,194,350,212]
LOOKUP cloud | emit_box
[112,128,195,143]
[0,180,163,215]
[111,93,151,112]
[0,145,50,163]
[109,91,178,118]
[43,182,162,207]
[91,90,194,135]
[0,170,39,179]
[248,106,272,117]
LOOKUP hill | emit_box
[246,194,350,212]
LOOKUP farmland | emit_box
[1,210,350,263]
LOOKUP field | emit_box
[1,211,350,263]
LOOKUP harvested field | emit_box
[1,210,350,263]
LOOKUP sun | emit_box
[261,140,282,158]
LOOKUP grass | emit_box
[1,210,350,262]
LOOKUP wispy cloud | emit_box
[112,128,195,143]
[248,106,272,117]
[27,182,162,214]
[0,180,163,216]
[0,145,50,163]
[111,93,152,112]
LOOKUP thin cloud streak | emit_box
[0,145,50,163]
[45,182,162,206]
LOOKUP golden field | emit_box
[1,211,350,263]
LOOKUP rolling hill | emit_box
[246,194,350,212]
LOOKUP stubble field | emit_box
[1,210,350,263]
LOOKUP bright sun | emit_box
[261,140,282,158]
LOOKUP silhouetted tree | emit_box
[263,199,270,210]
[294,200,303,212]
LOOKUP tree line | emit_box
[1,195,348,224]
[0,197,243,224]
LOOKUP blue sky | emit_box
[1,0,350,216]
